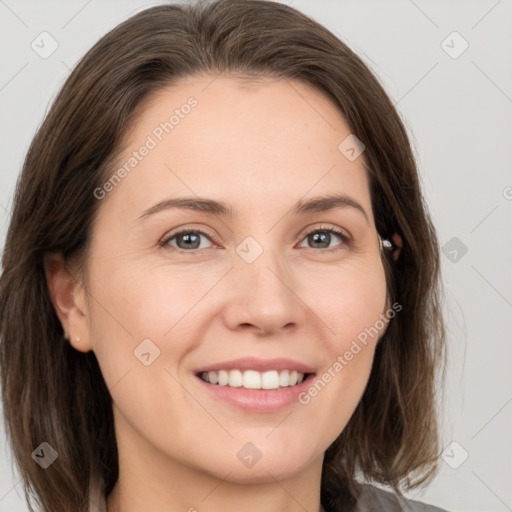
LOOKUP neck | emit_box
[106,411,325,512]
[107,465,325,512]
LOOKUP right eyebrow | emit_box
[136,197,236,222]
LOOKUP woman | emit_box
[0,1,448,511]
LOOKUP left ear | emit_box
[391,233,403,261]
[44,252,92,353]
[377,294,393,342]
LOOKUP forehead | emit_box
[104,74,373,224]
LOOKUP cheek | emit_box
[82,247,389,479]
[296,260,387,428]
[84,263,205,441]
[88,251,387,379]
[306,259,388,345]
[86,260,226,375]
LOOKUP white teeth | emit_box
[199,369,306,389]
[261,370,280,389]
[228,369,243,387]
[218,370,229,386]
[243,370,261,389]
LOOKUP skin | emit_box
[46,74,390,512]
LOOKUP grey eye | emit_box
[298,229,347,250]
[164,230,213,250]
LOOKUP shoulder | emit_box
[353,483,449,512]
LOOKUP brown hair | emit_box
[0,1,446,511]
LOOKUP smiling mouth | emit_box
[196,369,314,390]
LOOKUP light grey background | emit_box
[1,1,511,511]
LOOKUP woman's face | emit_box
[80,75,389,483]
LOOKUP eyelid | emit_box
[299,223,350,240]
[298,223,351,250]
[160,223,351,252]
[159,226,219,249]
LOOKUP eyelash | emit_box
[159,224,351,254]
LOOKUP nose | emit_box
[221,243,306,336]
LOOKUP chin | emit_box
[219,461,308,485]
[192,445,316,484]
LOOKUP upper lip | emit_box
[194,357,315,374]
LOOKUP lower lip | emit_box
[194,374,315,412]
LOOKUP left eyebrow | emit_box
[136,193,369,224]
[293,194,369,223]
